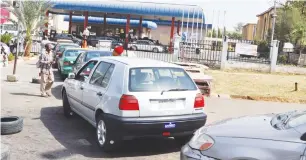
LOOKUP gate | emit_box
[178,39,222,67]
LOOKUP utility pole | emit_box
[270,0,277,45]
[12,0,20,75]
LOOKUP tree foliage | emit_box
[0,33,13,44]
[2,0,52,56]
[234,22,244,33]
[275,0,306,51]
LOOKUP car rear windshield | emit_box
[64,50,85,57]
[129,67,197,92]
[60,45,78,49]
[85,51,112,62]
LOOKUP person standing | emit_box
[38,44,54,97]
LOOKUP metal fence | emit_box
[178,40,222,67]
[226,40,270,64]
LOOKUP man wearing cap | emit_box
[112,46,124,56]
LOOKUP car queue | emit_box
[49,39,306,160]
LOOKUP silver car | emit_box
[181,110,306,160]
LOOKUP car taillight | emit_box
[194,93,205,108]
[119,94,139,110]
[63,61,70,65]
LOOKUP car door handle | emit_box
[97,92,103,96]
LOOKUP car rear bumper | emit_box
[104,113,207,140]
[61,66,73,75]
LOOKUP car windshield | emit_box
[85,51,112,62]
[270,110,306,129]
[129,67,197,92]
[64,50,86,57]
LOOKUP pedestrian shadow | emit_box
[40,106,181,159]
[51,84,62,100]
[10,92,42,97]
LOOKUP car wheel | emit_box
[152,48,159,53]
[57,65,61,74]
[175,135,192,145]
[62,89,74,118]
[96,114,116,151]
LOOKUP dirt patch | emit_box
[208,70,306,103]
[231,95,306,104]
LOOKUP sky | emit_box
[123,0,275,31]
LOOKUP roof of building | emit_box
[243,23,256,27]
[63,15,212,29]
[51,0,204,19]
[63,16,158,29]
[256,7,281,17]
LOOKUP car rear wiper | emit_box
[161,88,188,95]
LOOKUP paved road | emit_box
[1,58,305,160]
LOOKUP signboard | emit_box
[235,43,258,57]
[97,40,112,51]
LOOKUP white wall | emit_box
[151,26,207,45]
[51,15,69,33]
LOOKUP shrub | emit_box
[8,53,15,61]
[0,33,13,44]
[278,55,288,64]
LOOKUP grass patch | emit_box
[208,70,306,103]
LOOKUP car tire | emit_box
[96,114,116,151]
[152,48,159,53]
[175,135,192,145]
[1,116,23,135]
[58,65,61,74]
[62,89,74,118]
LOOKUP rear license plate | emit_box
[165,122,176,129]
[151,101,184,110]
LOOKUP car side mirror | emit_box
[68,73,75,79]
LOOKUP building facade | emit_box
[255,7,280,41]
[242,23,256,41]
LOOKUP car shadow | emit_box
[53,70,63,82]
[40,106,181,159]
[51,84,62,100]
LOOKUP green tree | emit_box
[275,2,306,52]
[234,22,244,33]
[207,28,217,38]
[0,33,13,44]
[227,32,242,40]
[3,0,51,57]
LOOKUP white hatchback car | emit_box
[62,57,207,151]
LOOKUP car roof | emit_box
[65,48,88,51]
[92,57,182,68]
[59,43,79,46]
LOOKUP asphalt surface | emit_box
[1,58,305,160]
